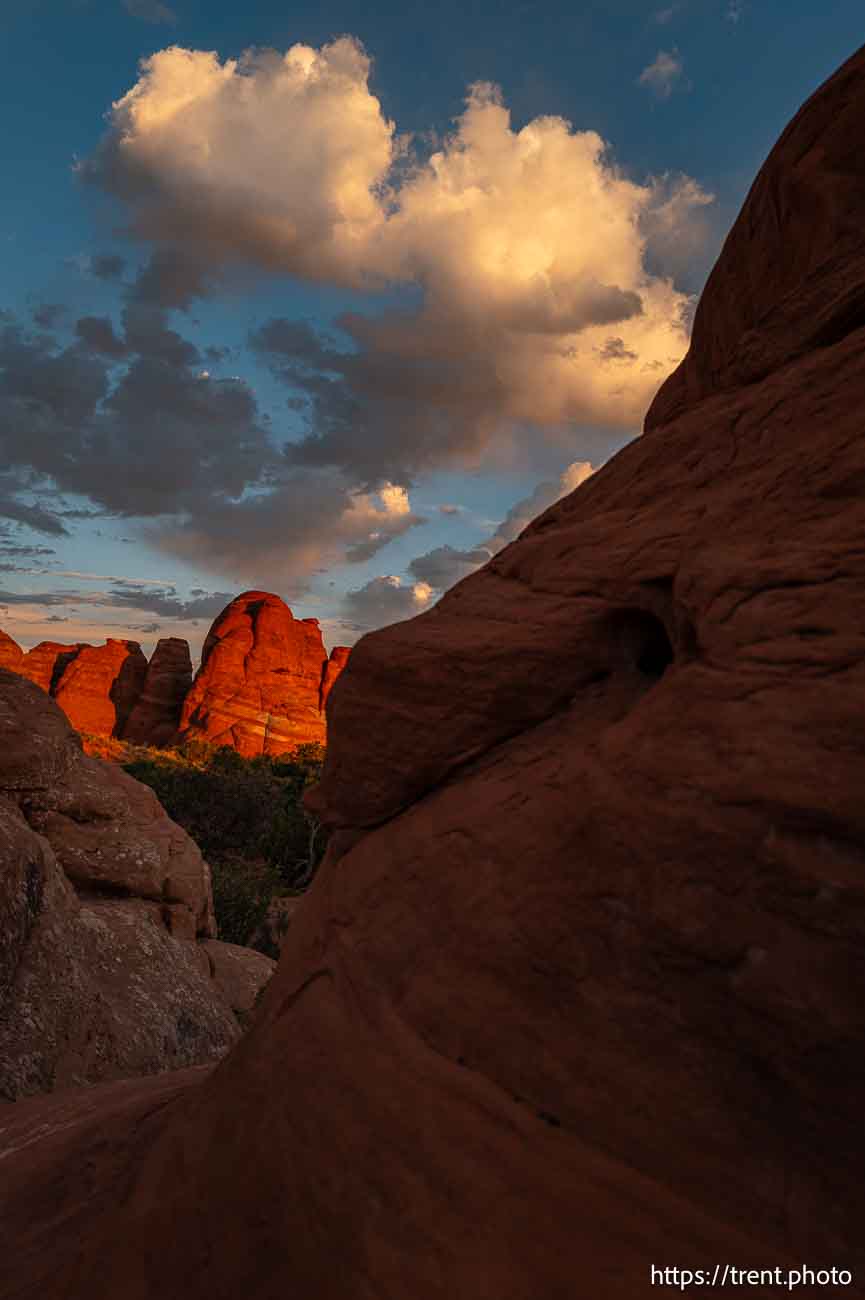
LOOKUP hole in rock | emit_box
[49,649,80,693]
[608,608,674,681]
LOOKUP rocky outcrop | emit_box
[122,637,193,747]
[0,670,254,1099]
[18,640,83,693]
[179,591,329,757]
[0,607,348,752]
[6,43,865,1300]
[320,644,351,711]
[0,627,22,672]
[201,940,276,1017]
[53,639,148,739]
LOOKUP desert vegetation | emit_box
[86,737,327,953]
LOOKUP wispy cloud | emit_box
[637,49,686,100]
[121,0,177,25]
[0,583,233,621]
[407,461,595,593]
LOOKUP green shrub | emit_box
[123,742,328,948]
[209,857,283,949]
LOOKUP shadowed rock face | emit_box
[17,640,84,694]
[320,644,351,712]
[3,43,865,1300]
[0,671,267,1101]
[179,590,329,756]
[53,639,148,739]
[122,637,193,748]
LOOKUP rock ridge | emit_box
[0,596,351,754]
[0,670,274,1100]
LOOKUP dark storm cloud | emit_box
[0,322,109,427]
[75,316,129,358]
[120,304,200,367]
[106,583,235,619]
[32,304,64,329]
[0,582,233,622]
[0,588,70,606]
[407,543,493,589]
[0,306,427,587]
[342,575,433,632]
[153,469,425,588]
[90,254,127,281]
[251,313,505,485]
[129,250,213,310]
[0,482,69,536]
[0,543,56,558]
[56,507,114,520]
[0,313,274,523]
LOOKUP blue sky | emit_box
[1,0,862,661]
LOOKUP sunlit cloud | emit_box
[0,36,717,638]
[85,38,710,449]
[342,574,434,631]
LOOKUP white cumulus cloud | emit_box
[85,38,711,444]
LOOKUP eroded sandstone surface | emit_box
[17,639,83,694]
[0,671,273,1101]
[3,42,865,1300]
[121,636,193,747]
[0,605,348,752]
[178,590,330,756]
[53,639,148,742]
[319,644,351,712]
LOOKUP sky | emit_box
[1,0,862,662]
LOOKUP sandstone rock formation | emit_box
[53,638,148,739]
[320,644,351,711]
[201,940,276,1018]
[0,602,347,751]
[5,43,865,1300]
[122,636,193,747]
[18,639,83,693]
[0,627,22,672]
[178,590,329,756]
[0,670,268,1100]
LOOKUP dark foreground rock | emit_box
[0,671,272,1101]
[3,42,865,1300]
[121,636,193,747]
